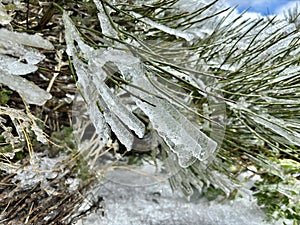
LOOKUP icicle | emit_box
[93,80,145,138]
[136,98,217,168]
[64,13,145,149]
[72,57,111,142]
[102,106,135,150]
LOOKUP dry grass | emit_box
[0,1,102,224]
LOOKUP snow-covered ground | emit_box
[76,178,271,225]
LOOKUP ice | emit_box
[261,95,300,105]
[30,125,48,144]
[227,98,251,111]
[0,44,48,95]
[229,96,300,148]
[87,101,110,141]
[21,51,45,65]
[63,12,93,57]
[0,28,54,50]
[89,48,140,79]
[0,55,38,75]
[12,153,67,189]
[251,114,300,146]
[0,2,12,25]
[117,62,218,166]
[114,55,218,167]
[94,81,145,138]
[136,97,217,168]
[88,52,146,140]
[0,39,44,62]
[93,0,118,37]
[64,14,115,145]
[64,5,219,161]
[167,158,242,198]
[64,13,145,149]
[262,20,296,38]
[0,28,52,106]
[102,108,135,150]
[268,70,298,84]
[93,83,137,150]
[131,11,196,42]
[75,179,272,225]
[247,154,286,180]
[72,57,111,142]
[0,69,52,105]
[175,0,213,11]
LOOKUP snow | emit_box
[76,179,272,225]
[0,2,12,25]
[12,153,67,189]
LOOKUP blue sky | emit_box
[225,0,300,15]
